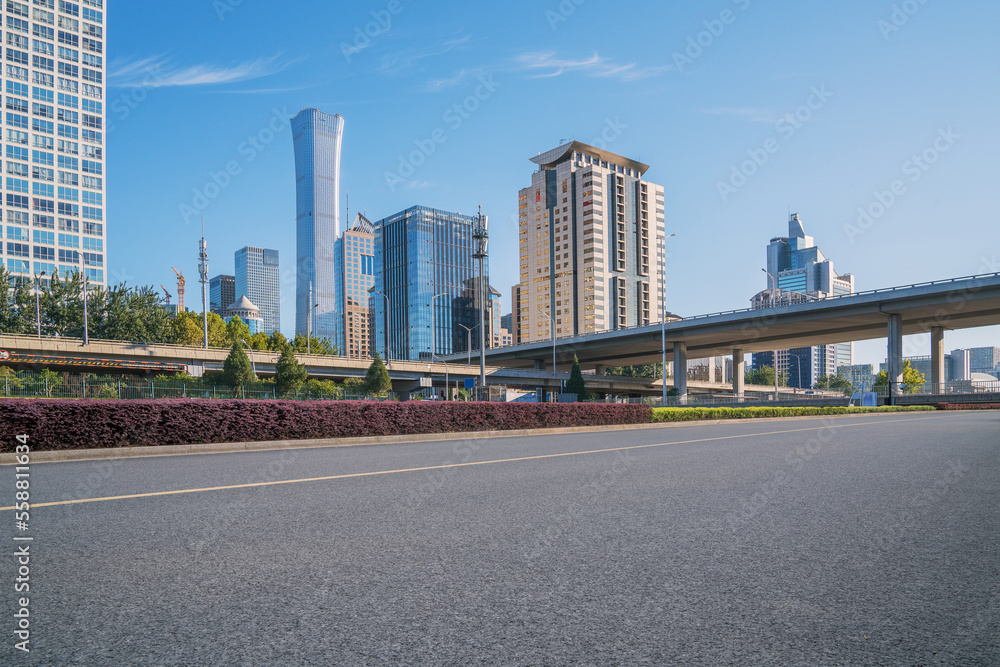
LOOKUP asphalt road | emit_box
[1,412,998,666]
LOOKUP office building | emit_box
[752,214,855,388]
[209,274,235,317]
[226,294,263,335]
[837,363,876,388]
[235,246,279,335]
[2,2,107,289]
[968,346,1000,378]
[334,213,374,358]
[292,109,344,339]
[373,206,488,362]
[512,142,667,349]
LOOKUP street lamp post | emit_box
[457,322,479,366]
[307,302,319,355]
[661,233,678,406]
[34,271,47,338]
[762,268,781,400]
[368,289,391,363]
[431,292,448,399]
[240,338,257,375]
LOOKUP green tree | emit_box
[0,366,23,393]
[604,363,667,379]
[171,310,204,346]
[565,355,593,401]
[38,369,63,397]
[873,360,926,394]
[745,365,788,387]
[247,331,270,350]
[363,353,392,395]
[267,331,289,351]
[815,374,854,393]
[225,315,252,349]
[274,344,307,397]
[221,340,256,387]
[292,332,337,356]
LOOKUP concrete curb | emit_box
[0,410,940,464]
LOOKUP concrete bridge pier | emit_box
[931,326,946,387]
[732,349,746,397]
[673,342,688,402]
[887,314,903,401]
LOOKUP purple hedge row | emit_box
[0,399,653,452]
[935,403,1000,411]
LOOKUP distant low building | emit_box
[227,295,264,335]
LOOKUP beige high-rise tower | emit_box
[512,142,666,356]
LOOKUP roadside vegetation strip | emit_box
[651,406,935,422]
[935,403,1000,410]
[0,399,652,453]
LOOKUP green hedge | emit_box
[651,406,935,422]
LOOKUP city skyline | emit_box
[105,1,999,366]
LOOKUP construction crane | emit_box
[171,267,186,313]
[160,285,172,307]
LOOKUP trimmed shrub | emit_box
[651,406,934,422]
[0,400,652,452]
[935,403,1000,411]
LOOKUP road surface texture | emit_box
[2,412,998,665]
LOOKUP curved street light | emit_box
[240,338,257,375]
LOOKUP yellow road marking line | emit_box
[2,417,934,511]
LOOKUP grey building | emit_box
[235,246,280,335]
[209,275,235,317]
[292,109,344,339]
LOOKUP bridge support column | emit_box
[707,356,717,384]
[887,314,903,402]
[673,342,688,403]
[595,364,605,376]
[534,359,545,371]
[732,350,745,397]
[931,327,945,388]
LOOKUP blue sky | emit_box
[108,0,1000,366]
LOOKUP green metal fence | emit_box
[0,370,393,402]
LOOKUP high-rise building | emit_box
[209,274,235,317]
[334,213,374,358]
[752,214,855,388]
[2,2,107,290]
[512,142,667,348]
[235,246,280,335]
[292,109,344,339]
[373,206,487,362]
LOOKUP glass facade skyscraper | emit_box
[235,246,280,335]
[209,274,235,317]
[373,206,488,362]
[752,213,855,388]
[292,109,343,339]
[1,2,106,289]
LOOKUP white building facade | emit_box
[513,141,667,349]
[2,0,106,288]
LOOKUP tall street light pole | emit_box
[240,338,257,376]
[661,233,677,406]
[307,301,319,355]
[762,268,781,400]
[457,322,478,366]
[431,292,448,399]
[34,271,47,338]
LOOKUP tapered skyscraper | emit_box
[292,109,344,338]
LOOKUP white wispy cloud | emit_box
[108,55,293,89]
[704,107,778,123]
[406,180,433,190]
[513,51,672,81]
[377,34,472,75]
